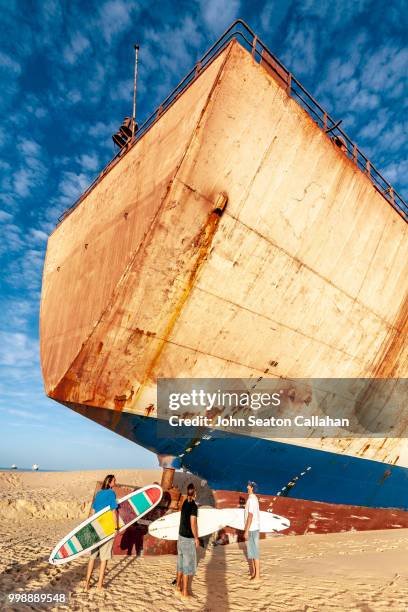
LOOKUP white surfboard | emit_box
[148,507,226,540]
[148,507,290,540]
[223,508,290,532]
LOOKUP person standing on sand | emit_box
[176,483,200,599]
[244,481,261,581]
[85,474,119,591]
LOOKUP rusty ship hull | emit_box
[40,23,408,532]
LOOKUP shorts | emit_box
[177,535,197,576]
[247,530,259,560]
[90,538,114,561]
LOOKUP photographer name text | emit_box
[168,415,350,428]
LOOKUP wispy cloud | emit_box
[10,138,48,199]
[143,16,204,104]
[0,210,12,222]
[381,159,408,187]
[0,51,22,75]
[0,297,36,330]
[0,223,23,253]
[63,32,91,65]
[358,108,390,141]
[363,45,408,93]
[29,228,48,243]
[5,248,45,296]
[0,332,38,367]
[260,1,292,34]
[57,170,92,204]
[41,170,93,226]
[76,152,100,172]
[98,0,140,44]
[89,120,118,139]
[6,408,45,421]
[199,0,240,35]
[281,24,318,78]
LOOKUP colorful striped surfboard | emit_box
[49,484,162,565]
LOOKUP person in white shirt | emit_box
[244,480,261,580]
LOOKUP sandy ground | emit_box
[1,471,408,611]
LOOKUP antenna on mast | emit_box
[132,44,139,137]
[112,43,140,149]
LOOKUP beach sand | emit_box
[1,470,408,611]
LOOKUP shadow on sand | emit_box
[204,543,229,611]
[203,537,255,609]
[0,550,137,608]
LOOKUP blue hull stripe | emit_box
[69,403,408,511]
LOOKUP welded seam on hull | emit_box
[186,285,363,364]
[225,210,406,334]
[50,41,236,402]
[110,273,364,366]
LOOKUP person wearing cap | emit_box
[175,482,200,599]
[244,481,261,580]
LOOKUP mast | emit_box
[132,44,139,136]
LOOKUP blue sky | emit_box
[0,0,407,470]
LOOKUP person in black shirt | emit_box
[176,483,199,598]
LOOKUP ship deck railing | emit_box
[58,19,408,226]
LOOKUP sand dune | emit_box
[0,469,163,521]
[1,470,408,611]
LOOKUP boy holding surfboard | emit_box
[176,483,200,599]
[244,481,261,581]
[85,474,119,590]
